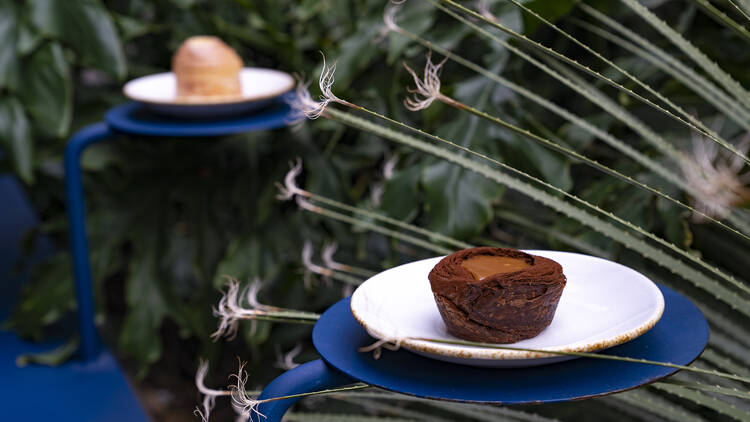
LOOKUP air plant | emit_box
[681,131,750,220]
[211,278,319,341]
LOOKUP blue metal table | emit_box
[53,99,295,421]
[251,284,708,421]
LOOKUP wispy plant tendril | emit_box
[194,360,220,422]
[403,52,450,111]
[681,132,750,220]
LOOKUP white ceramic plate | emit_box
[350,250,664,368]
[122,67,295,118]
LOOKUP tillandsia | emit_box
[402,51,450,111]
[285,55,339,120]
[230,361,265,420]
[229,360,369,420]
[194,360,261,422]
[194,359,371,421]
[211,278,319,341]
[680,131,750,220]
[194,360,220,422]
[285,53,360,121]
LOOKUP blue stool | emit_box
[251,284,708,422]
[1,98,295,421]
[0,174,148,421]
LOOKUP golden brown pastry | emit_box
[172,36,243,101]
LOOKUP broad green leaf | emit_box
[0,1,19,90]
[422,161,503,239]
[3,254,74,340]
[16,337,78,367]
[387,1,436,64]
[19,41,71,138]
[491,124,573,191]
[328,16,382,89]
[29,0,126,80]
[380,166,421,222]
[113,13,156,42]
[213,236,280,288]
[118,244,166,376]
[0,97,33,183]
[16,21,43,56]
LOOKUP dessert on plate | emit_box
[172,36,243,101]
[428,247,566,343]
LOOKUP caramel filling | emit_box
[461,255,531,280]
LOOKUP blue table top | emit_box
[105,95,300,137]
[313,284,708,404]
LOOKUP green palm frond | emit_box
[652,382,750,421]
[621,0,750,109]
[388,21,693,195]
[693,0,750,42]
[324,108,750,313]
[435,0,750,166]
[576,4,750,130]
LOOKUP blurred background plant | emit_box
[2,0,750,420]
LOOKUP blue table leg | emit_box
[64,122,115,362]
[250,359,356,422]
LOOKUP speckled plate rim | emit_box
[350,251,665,361]
[122,67,295,106]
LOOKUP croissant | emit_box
[172,36,243,101]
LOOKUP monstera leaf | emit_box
[0,98,33,183]
[422,161,504,239]
[0,2,19,90]
[119,242,167,377]
[19,41,71,138]
[29,0,126,79]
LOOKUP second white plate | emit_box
[123,67,295,118]
[350,250,664,368]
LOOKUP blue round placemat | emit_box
[105,94,300,137]
[313,284,707,404]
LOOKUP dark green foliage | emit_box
[3,1,750,420]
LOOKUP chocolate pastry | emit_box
[428,247,566,343]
